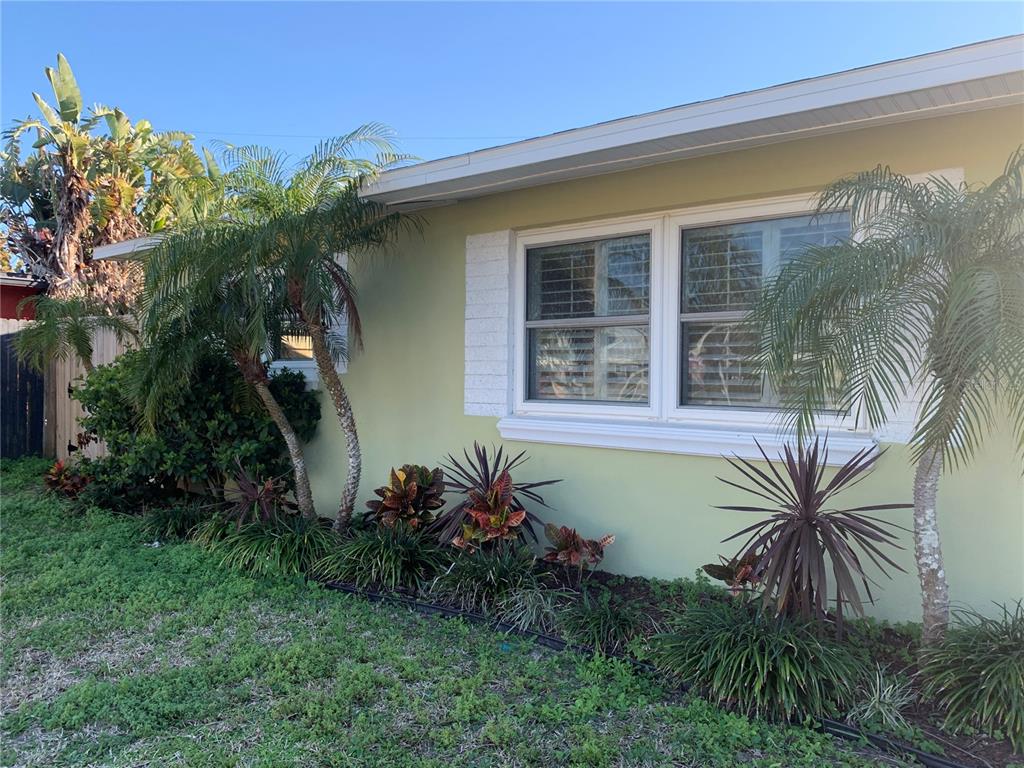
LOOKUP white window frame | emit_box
[269,253,349,389]
[512,215,665,421]
[663,194,861,432]
[500,194,873,463]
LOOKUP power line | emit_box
[185,129,530,141]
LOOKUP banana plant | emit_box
[7,54,97,283]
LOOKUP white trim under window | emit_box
[499,193,875,464]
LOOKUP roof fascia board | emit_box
[364,36,1024,201]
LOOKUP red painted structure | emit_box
[0,274,46,319]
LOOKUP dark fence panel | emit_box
[1,332,44,458]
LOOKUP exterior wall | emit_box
[307,106,1024,622]
[0,281,41,319]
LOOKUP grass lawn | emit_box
[0,458,907,768]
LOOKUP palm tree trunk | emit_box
[307,320,360,533]
[913,446,949,646]
[251,379,316,520]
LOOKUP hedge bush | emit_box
[74,350,320,507]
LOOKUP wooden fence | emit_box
[50,325,132,461]
[1,319,132,461]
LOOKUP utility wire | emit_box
[186,129,531,141]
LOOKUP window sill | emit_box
[496,414,876,465]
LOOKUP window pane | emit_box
[682,213,850,315]
[527,234,649,321]
[682,223,764,313]
[681,321,771,407]
[278,334,314,361]
[779,213,850,260]
[528,326,648,403]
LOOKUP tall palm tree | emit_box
[215,131,410,531]
[13,295,137,374]
[141,222,318,519]
[751,149,1024,644]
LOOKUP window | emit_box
[525,233,651,403]
[500,183,953,460]
[679,213,849,408]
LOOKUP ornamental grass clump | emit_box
[558,586,647,656]
[845,664,916,733]
[193,464,334,577]
[431,543,551,619]
[314,522,448,593]
[920,602,1024,752]
[652,599,863,722]
[208,513,335,578]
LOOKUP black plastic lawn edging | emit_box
[317,579,970,768]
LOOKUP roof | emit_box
[0,273,46,289]
[363,35,1024,208]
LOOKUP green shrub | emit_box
[652,599,863,721]
[559,586,647,655]
[920,602,1024,752]
[73,349,320,502]
[199,513,335,578]
[314,522,448,592]
[431,544,551,620]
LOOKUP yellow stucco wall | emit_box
[306,105,1024,622]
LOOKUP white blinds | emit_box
[526,233,650,403]
[681,213,849,407]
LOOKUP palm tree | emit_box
[215,131,410,531]
[13,295,137,374]
[141,223,318,519]
[751,149,1024,644]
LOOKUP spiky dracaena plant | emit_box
[434,442,560,547]
[13,294,137,374]
[216,131,415,532]
[719,437,909,635]
[750,149,1024,643]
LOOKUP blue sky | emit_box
[2,2,1022,163]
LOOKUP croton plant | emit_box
[702,550,760,596]
[543,524,614,576]
[452,470,527,552]
[366,465,446,529]
[43,459,92,498]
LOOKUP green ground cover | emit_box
[0,458,904,767]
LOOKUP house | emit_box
[96,36,1024,621]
